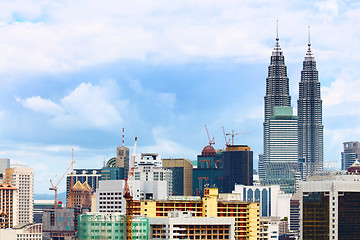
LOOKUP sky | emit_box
[1,0,360,193]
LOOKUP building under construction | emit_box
[134,188,260,240]
[77,212,149,240]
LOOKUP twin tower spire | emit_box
[262,22,323,185]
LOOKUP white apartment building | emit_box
[96,179,169,213]
[260,217,280,240]
[134,163,172,196]
[149,211,235,240]
[6,165,34,224]
[233,184,291,220]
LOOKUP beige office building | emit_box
[6,165,34,224]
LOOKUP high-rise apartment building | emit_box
[0,183,18,228]
[341,141,360,171]
[5,165,34,224]
[297,35,323,178]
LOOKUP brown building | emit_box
[0,183,18,228]
[71,181,93,208]
[162,158,193,196]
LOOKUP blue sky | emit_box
[1,0,360,193]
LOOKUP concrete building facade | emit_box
[0,223,42,240]
[0,183,18,228]
[150,211,235,240]
[233,184,291,220]
[42,208,76,240]
[134,188,260,240]
[5,165,34,224]
[96,179,169,213]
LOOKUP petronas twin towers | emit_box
[262,28,323,185]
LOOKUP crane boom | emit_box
[205,124,215,146]
[225,130,249,145]
[222,127,231,147]
[49,148,75,209]
[124,137,137,240]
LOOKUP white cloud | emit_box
[16,96,64,115]
[140,126,197,158]
[0,0,359,76]
[323,78,360,107]
[17,81,126,129]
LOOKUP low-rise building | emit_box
[42,208,76,240]
[0,223,42,240]
[150,211,235,240]
[260,217,279,240]
[233,184,291,219]
[78,212,149,240]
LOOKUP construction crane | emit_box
[49,148,75,209]
[223,128,249,146]
[205,124,215,146]
[222,127,231,146]
[123,137,137,240]
[69,149,75,208]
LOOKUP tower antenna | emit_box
[308,26,311,46]
[276,20,279,41]
[122,128,125,147]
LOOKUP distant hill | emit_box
[34,192,66,200]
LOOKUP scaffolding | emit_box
[77,213,149,240]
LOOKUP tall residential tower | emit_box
[297,30,323,178]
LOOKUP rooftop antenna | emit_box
[276,20,279,41]
[308,26,311,46]
[122,128,125,147]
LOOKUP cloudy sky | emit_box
[1,0,359,193]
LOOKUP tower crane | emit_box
[205,124,215,146]
[123,137,137,240]
[222,127,231,147]
[223,128,249,146]
[49,148,75,209]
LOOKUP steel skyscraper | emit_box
[263,31,292,162]
[297,31,323,177]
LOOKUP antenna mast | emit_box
[122,128,125,147]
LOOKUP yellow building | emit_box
[134,188,260,240]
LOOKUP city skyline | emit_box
[0,1,360,193]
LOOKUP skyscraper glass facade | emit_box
[297,41,323,177]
